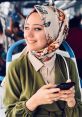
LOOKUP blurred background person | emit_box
[67,12,82,79]
[0,20,6,78]
[0,44,6,77]
[0,20,6,49]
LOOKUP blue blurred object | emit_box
[0,76,4,84]
[80,79,82,88]
[62,41,75,58]
[0,76,4,82]
[6,39,26,62]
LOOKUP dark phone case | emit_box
[56,82,75,90]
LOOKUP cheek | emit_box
[24,31,27,39]
[42,35,47,45]
[38,37,47,48]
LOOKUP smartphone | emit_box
[55,82,75,90]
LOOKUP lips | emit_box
[28,40,37,44]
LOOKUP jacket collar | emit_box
[28,51,56,72]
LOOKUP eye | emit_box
[24,26,29,30]
[34,28,42,31]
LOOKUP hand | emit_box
[26,83,60,111]
[33,84,61,105]
[59,79,76,107]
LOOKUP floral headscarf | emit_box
[26,4,69,61]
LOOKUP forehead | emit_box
[25,12,43,25]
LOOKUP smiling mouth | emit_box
[28,40,37,44]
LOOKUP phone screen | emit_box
[56,82,75,90]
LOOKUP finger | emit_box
[64,97,75,105]
[60,90,75,96]
[53,97,59,101]
[45,92,60,100]
[48,96,59,102]
[60,90,70,94]
[70,87,75,92]
[60,93,75,101]
[42,84,55,89]
[48,100,54,104]
[60,88,75,94]
[47,88,60,94]
[49,93,61,99]
[66,79,71,83]
[66,88,75,95]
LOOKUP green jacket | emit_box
[3,53,82,117]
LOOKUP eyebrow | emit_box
[25,23,44,27]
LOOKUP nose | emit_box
[26,29,33,38]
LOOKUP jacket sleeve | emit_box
[65,58,82,117]
[3,60,34,117]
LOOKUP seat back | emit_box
[6,39,26,62]
[6,39,26,71]
[0,39,26,85]
[1,39,82,88]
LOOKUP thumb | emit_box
[66,79,71,83]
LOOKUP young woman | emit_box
[3,4,82,117]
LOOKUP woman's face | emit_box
[24,12,47,51]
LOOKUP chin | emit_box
[28,47,37,51]
[28,46,44,51]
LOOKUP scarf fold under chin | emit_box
[31,51,56,62]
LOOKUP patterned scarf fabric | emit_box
[26,4,69,61]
